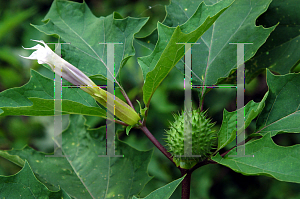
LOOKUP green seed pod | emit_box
[164,109,217,169]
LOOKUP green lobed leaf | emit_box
[255,70,300,136]
[0,161,71,198]
[138,0,275,99]
[134,0,214,53]
[132,176,184,199]
[139,0,234,106]
[174,0,275,93]
[133,0,202,54]
[246,0,300,81]
[0,115,153,198]
[212,133,300,183]
[163,0,202,27]
[217,91,268,150]
[33,0,148,82]
[0,70,106,117]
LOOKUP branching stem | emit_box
[139,126,175,165]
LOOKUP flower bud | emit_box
[21,40,140,125]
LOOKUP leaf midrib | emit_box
[201,5,252,91]
[56,3,107,68]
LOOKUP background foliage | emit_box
[0,0,300,198]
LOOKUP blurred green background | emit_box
[0,0,300,198]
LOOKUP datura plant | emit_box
[21,40,140,126]
[1,0,300,199]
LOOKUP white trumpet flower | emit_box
[21,40,98,96]
[21,40,140,125]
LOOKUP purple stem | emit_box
[139,126,175,165]
[180,169,191,199]
[119,88,135,110]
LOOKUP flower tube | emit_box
[21,40,140,126]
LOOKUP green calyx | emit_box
[164,109,217,169]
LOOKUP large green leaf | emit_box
[246,0,300,80]
[139,0,234,106]
[0,115,152,198]
[256,70,300,136]
[217,91,268,151]
[34,0,148,81]
[0,70,106,117]
[176,0,275,90]
[132,176,184,199]
[0,161,71,198]
[138,0,275,100]
[212,133,300,183]
[33,0,148,81]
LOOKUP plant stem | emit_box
[180,169,191,199]
[139,126,175,165]
[114,119,128,126]
[119,88,135,110]
[142,104,150,126]
[190,159,212,173]
[200,95,204,112]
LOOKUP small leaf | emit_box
[136,99,148,118]
[132,176,185,199]
[217,91,268,150]
[126,125,134,136]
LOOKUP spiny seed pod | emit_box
[164,109,217,169]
